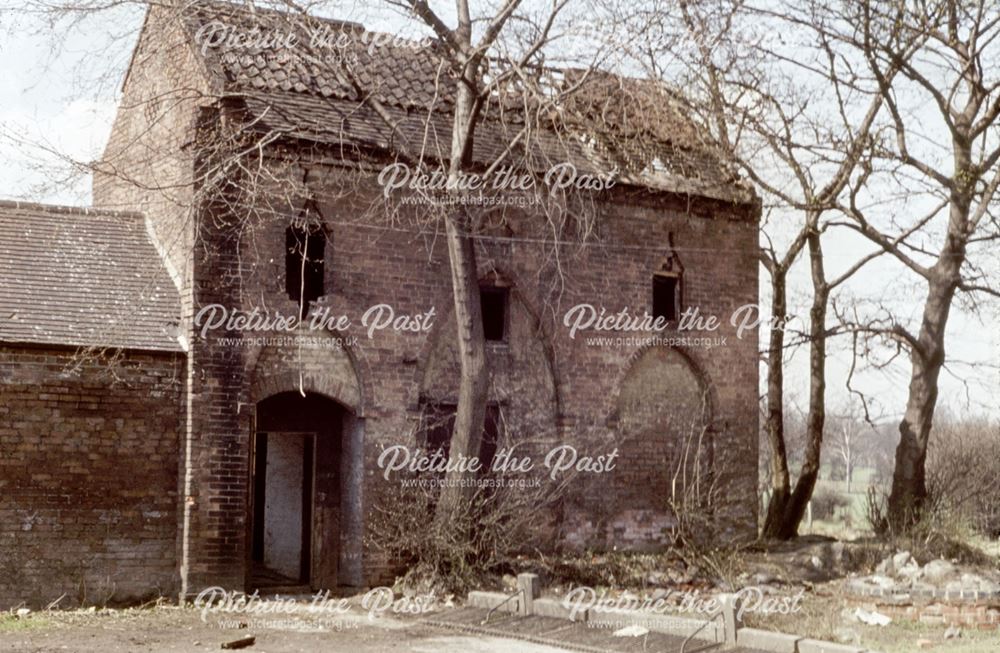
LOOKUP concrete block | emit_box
[736,627,801,653]
[467,591,520,613]
[532,598,581,622]
[584,612,721,642]
[517,573,541,599]
[796,639,865,653]
[720,593,741,646]
[517,573,540,615]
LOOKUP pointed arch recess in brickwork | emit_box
[603,345,715,549]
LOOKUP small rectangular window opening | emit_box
[286,224,326,313]
[480,286,508,342]
[652,273,680,322]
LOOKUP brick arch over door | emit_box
[247,334,365,414]
[244,333,367,588]
[605,346,714,549]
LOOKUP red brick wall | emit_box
[177,159,759,588]
[91,4,216,597]
[0,346,183,608]
[92,3,217,321]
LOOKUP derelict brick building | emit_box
[0,2,760,606]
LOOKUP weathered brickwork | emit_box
[94,149,758,594]
[0,346,183,608]
[93,3,216,321]
[151,160,759,589]
[92,5,218,595]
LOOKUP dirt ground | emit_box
[2,594,999,653]
[5,535,1000,653]
[0,606,571,653]
[736,538,1000,652]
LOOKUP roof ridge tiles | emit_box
[0,199,147,220]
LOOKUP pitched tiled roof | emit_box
[185,2,453,112]
[177,2,755,205]
[0,201,183,352]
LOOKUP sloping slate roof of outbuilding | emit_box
[0,201,183,352]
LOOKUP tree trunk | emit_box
[886,271,956,527]
[433,50,490,524]
[886,184,968,529]
[845,447,852,494]
[777,222,827,539]
[886,286,949,527]
[759,218,830,541]
[761,267,792,538]
[433,215,489,521]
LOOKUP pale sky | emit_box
[0,1,996,423]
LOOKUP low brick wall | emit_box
[847,579,1000,604]
[847,578,1000,630]
[849,599,1000,630]
[0,346,183,608]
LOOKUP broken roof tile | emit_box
[175,2,754,204]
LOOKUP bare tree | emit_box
[282,0,628,521]
[825,406,873,494]
[814,0,1000,528]
[624,0,907,538]
[626,0,1000,537]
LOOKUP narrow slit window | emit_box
[286,224,326,312]
[480,286,508,342]
[652,273,680,322]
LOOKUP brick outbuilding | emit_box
[0,2,760,607]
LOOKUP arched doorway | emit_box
[249,391,358,591]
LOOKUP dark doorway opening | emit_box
[250,431,314,586]
[249,392,343,592]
